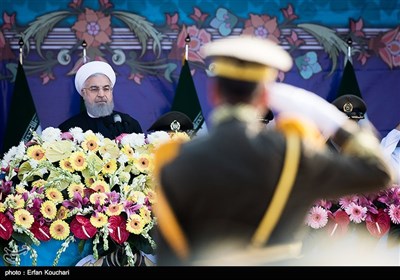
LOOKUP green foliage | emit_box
[299,23,348,75]
[23,11,70,58]
[112,11,164,58]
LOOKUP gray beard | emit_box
[85,100,114,117]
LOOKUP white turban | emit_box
[74,61,116,95]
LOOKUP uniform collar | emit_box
[210,104,262,126]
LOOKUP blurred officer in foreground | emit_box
[153,36,393,266]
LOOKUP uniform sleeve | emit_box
[312,121,394,197]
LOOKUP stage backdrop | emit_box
[1,0,400,151]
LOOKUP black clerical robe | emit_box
[58,111,142,139]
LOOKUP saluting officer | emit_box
[154,36,393,266]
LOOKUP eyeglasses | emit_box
[83,85,113,94]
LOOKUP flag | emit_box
[2,62,40,154]
[332,60,366,120]
[337,59,362,98]
[171,59,205,133]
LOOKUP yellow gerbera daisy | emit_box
[60,158,74,173]
[134,154,152,173]
[46,188,64,203]
[89,192,108,205]
[6,194,25,209]
[67,183,85,198]
[90,213,108,228]
[139,206,152,224]
[101,159,117,174]
[81,134,100,152]
[126,214,144,234]
[14,209,34,228]
[49,220,70,240]
[121,145,135,160]
[106,203,123,216]
[90,180,110,193]
[27,145,46,162]
[40,200,57,219]
[70,151,88,171]
[56,206,69,220]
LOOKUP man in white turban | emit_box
[58,61,142,138]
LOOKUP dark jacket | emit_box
[156,117,392,265]
[58,111,142,139]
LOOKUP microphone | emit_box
[113,114,124,137]
[113,114,122,124]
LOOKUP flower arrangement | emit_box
[0,127,190,266]
[305,185,400,240]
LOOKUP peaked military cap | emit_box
[202,35,292,83]
[332,94,366,120]
[147,111,194,132]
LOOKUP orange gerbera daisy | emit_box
[14,209,34,228]
[50,220,70,240]
[70,151,88,171]
[60,158,74,173]
[27,145,46,162]
[40,201,57,219]
[81,134,100,152]
[90,180,110,193]
[126,214,144,234]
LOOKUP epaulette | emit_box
[275,114,326,150]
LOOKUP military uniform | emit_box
[154,36,392,266]
[156,109,391,265]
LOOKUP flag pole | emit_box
[18,38,24,65]
[79,40,88,113]
[82,40,88,64]
[184,35,190,61]
[346,37,353,64]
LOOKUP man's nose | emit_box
[97,88,106,96]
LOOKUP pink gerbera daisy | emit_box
[345,202,367,223]
[306,206,328,229]
[388,204,400,224]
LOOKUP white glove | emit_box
[267,82,348,139]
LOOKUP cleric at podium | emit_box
[58,61,142,138]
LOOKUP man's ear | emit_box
[254,84,269,111]
[208,81,222,106]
